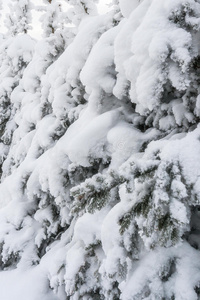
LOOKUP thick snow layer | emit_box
[6,35,35,64]
[119,0,141,18]
[80,24,119,94]
[107,121,159,168]
[64,108,120,166]
[0,266,59,300]
[0,0,200,299]
[120,243,200,300]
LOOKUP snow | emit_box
[0,266,59,300]
[120,242,200,300]
[64,108,120,166]
[80,24,118,94]
[0,0,200,299]
[119,0,141,18]
[107,121,144,168]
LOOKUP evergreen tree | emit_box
[65,0,98,26]
[4,0,32,36]
[0,0,35,179]
[0,0,200,299]
[0,0,117,297]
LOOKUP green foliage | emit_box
[71,171,125,215]
[169,2,200,31]
[159,258,176,282]
[67,241,104,299]
[118,158,192,250]
[87,190,110,214]
[118,208,134,235]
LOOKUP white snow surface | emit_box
[0,0,200,299]
[119,0,141,17]
[0,266,59,300]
